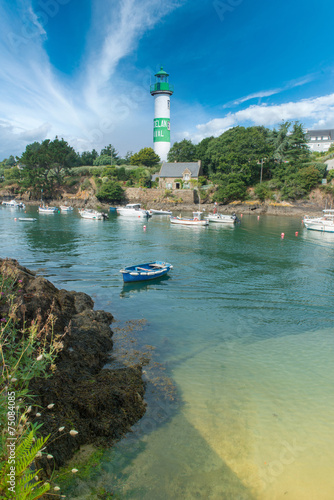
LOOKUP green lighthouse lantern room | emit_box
[150,66,174,95]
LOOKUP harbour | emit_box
[1,205,334,498]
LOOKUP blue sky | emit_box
[1,0,334,160]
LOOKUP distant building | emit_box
[306,129,334,153]
[158,161,202,189]
[324,159,334,171]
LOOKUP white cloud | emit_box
[189,93,334,143]
[0,0,183,159]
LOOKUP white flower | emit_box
[47,454,53,459]
[36,413,41,417]
[54,486,60,491]
[26,406,32,413]
[35,451,42,458]
[34,476,39,481]
[36,354,43,361]
[58,427,65,432]
[69,430,78,436]
[47,403,54,409]
[11,378,17,382]
[71,469,78,474]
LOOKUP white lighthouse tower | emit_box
[150,66,174,162]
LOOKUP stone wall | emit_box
[124,187,195,205]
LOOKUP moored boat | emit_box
[148,209,173,216]
[303,209,334,232]
[120,261,173,283]
[38,205,58,213]
[18,218,37,222]
[2,199,26,209]
[60,205,73,212]
[170,211,209,226]
[78,209,108,220]
[116,203,150,218]
[205,212,240,224]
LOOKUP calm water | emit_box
[1,205,334,500]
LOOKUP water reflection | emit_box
[120,274,171,298]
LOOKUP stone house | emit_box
[158,161,202,189]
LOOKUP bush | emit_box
[93,155,111,166]
[213,181,247,204]
[96,180,125,202]
[326,170,334,182]
[254,182,273,202]
[80,178,92,191]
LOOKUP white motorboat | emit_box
[60,205,74,212]
[148,209,173,216]
[38,205,58,213]
[170,211,209,227]
[116,203,150,218]
[205,212,240,224]
[303,210,334,232]
[78,208,108,220]
[2,199,25,209]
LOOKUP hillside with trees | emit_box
[0,122,333,205]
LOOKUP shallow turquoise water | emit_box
[1,205,334,499]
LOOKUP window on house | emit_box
[184,173,190,180]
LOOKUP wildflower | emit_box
[1,318,6,322]
[71,469,78,473]
[54,486,60,491]
[47,403,55,409]
[58,427,65,432]
[36,413,41,417]
[26,406,32,413]
[18,280,23,283]
[69,430,78,436]
[47,454,53,459]
[36,354,43,361]
[34,476,39,481]
[11,378,17,382]
[35,451,42,458]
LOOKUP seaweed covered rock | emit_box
[0,258,146,474]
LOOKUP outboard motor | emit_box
[101,212,109,220]
[232,212,241,223]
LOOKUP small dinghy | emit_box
[120,261,173,283]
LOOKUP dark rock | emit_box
[0,258,146,475]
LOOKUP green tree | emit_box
[167,139,197,162]
[212,173,247,204]
[20,138,77,193]
[196,136,214,175]
[93,154,112,166]
[80,149,98,166]
[206,126,272,184]
[130,148,160,167]
[100,144,120,164]
[96,180,125,202]
[4,155,16,167]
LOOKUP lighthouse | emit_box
[150,66,174,162]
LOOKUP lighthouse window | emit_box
[167,100,170,109]
[167,122,170,130]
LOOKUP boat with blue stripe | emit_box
[120,261,173,283]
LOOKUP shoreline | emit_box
[5,197,325,217]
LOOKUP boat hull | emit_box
[120,261,173,283]
[170,217,208,226]
[303,221,334,232]
[205,214,237,223]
